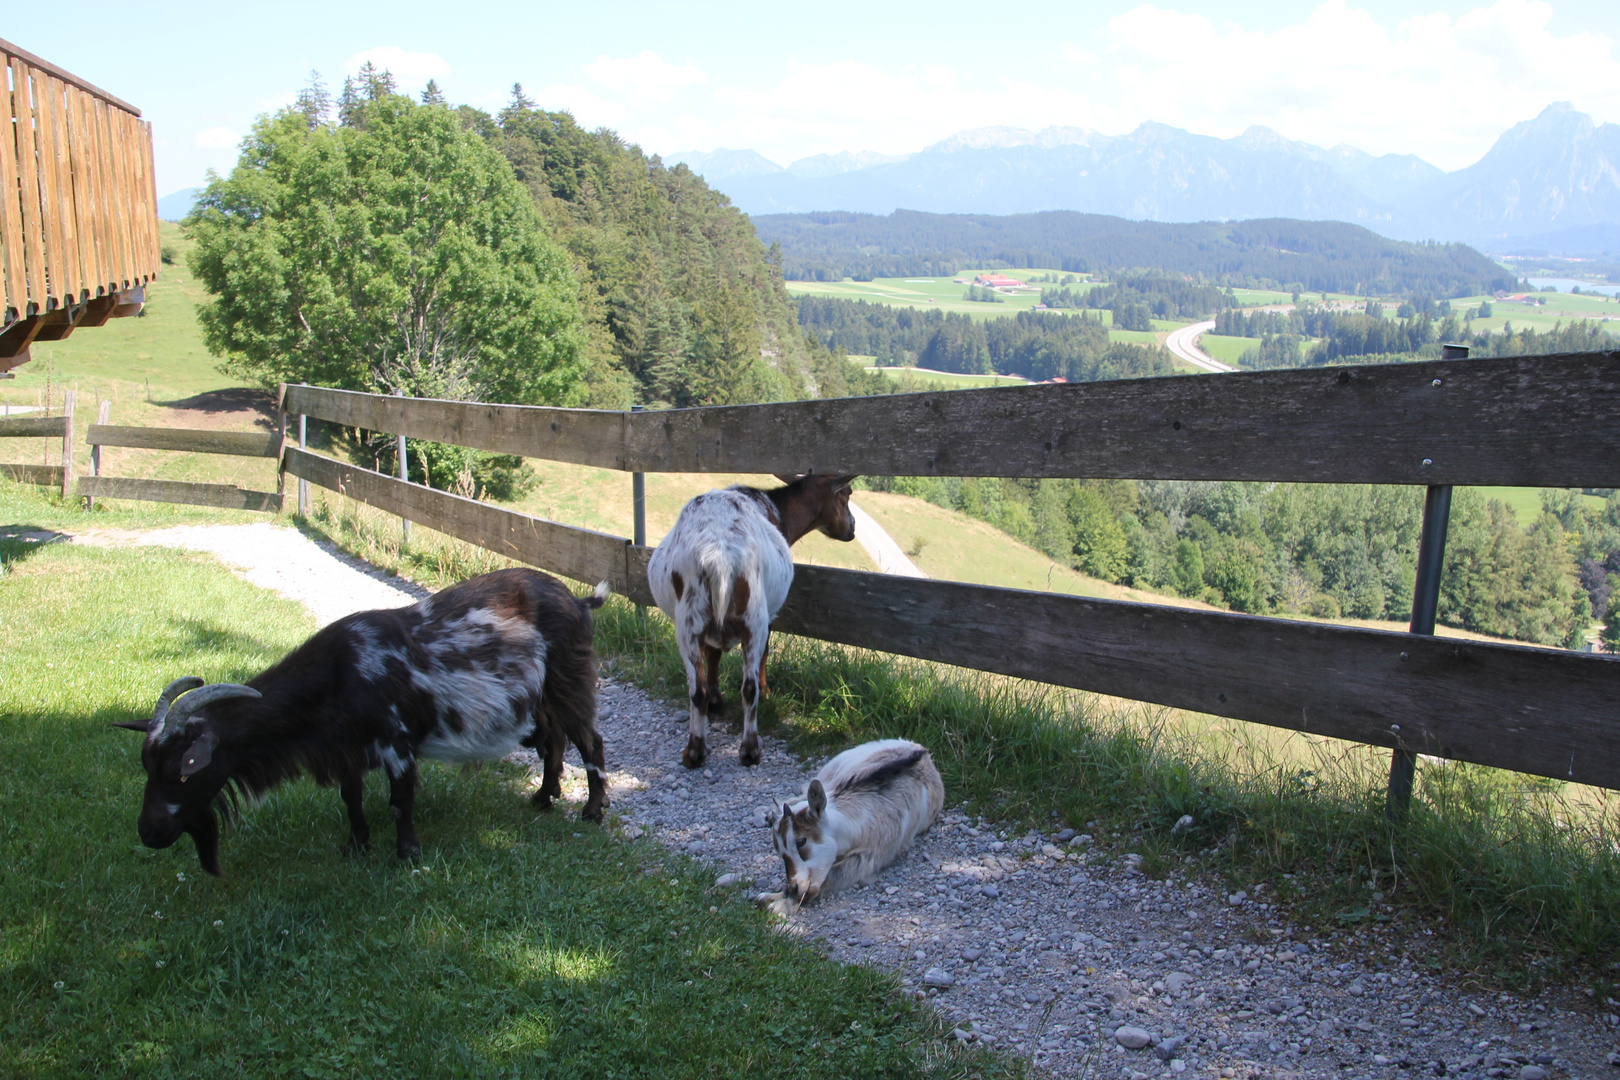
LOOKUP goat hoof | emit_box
[738,741,762,767]
[531,791,555,811]
[581,803,605,824]
[681,736,707,769]
[395,840,421,861]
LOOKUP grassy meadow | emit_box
[0,482,1000,1080]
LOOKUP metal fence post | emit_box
[1387,343,1466,821]
[297,382,309,517]
[631,404,646,548]
[59,389,75,499]
[395,388,410,545]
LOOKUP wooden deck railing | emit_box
[0,38,160,368]
[277,350,1620,796]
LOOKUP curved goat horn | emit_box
[154,683,261,744]
[149,677,205,734]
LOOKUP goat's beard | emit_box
[186,808,222,877]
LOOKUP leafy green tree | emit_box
[1602,597,1620,653]
[1171,539,1205,598]
[1067,487,1128,582]
[188,93,586,406]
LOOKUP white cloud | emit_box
[583,51,705,103]
[193,127,241,149]
[582,0,1617,172]
[347,46,451,83]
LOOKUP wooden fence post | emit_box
[297,382,308,517]
[87,399,109,508]
[275,383,287,503]
[630,404,646,548]
[395,388,410,545]
[1387,343,1466,822]
[59,389,73,498]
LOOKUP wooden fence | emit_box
[77,413,283,511]
[279,349,1620,796]
[0,390,71,494]
[0,37,160,368]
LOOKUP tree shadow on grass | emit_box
[0,524,68,574]
[134,615,285,667]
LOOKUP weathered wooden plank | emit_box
[283,447,634,594]
[11,58,47,310]
[770,564,1620,792]
[0,58,26,319]
[0,414,68,437]
[289,353,1620,488]
[625,352,1620,488]
[0,462,63,486]
[85,424,280,457]
[75,475,282,512]
[29,67,67,311]
[66,85,104,296]
[283,385,627,468]
[43,76,81,303]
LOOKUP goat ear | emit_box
[111,719,151,732]
[181,731,218,777]
[807,779,826,819]
[831,475,859,490]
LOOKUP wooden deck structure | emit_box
[0,38,160,372]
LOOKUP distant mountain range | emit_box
[668,103,1620,255]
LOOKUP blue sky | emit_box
[7,0,1617,196]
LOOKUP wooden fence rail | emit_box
[283,350,1620,488]
[76,419,282,510]
[0,391,71,494]
[279,349,1620,793]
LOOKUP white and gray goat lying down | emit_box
[647,473,857,768]
[114,568,610,877]
[759,738,945,916]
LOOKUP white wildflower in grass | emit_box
[52,981,64,990]
[154,961,165,969]
[176,872,186,882]
[212,920,223,928]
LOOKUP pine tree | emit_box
[358,61,397,101]
[294,70,332,129]
[509,82,536,111]
[421,79,446,107]
[337,77,362,127]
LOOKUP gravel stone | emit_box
[1115,1025,1152,1049]
[922,967,954,988]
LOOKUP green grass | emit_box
[863,367,1031,390]
[1197,334,1259,365]
[0,482,1007,1079]
[1471,486,1606,524]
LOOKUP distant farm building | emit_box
[974,274,1026,290]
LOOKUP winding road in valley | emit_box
[1164,319,1234,373]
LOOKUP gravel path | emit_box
[86,521,1620,1079]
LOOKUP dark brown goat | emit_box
[114,569,608,876]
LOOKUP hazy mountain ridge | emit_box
[669,103,1619,253]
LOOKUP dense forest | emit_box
[1209,299,1616,370]
[863,473,1617,648]
[795,297,1176,381]
[754,210,1517,297]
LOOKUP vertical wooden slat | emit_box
[44,76,80,303]
[117,110,141,286]
[30,67,66,309]
[101,99,128,290]
[142,121,158,278]
[10,58,46,311]
[69,86,104,295]
[0,61,28,319]
[87,94,114,295]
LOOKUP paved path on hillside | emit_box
[850,500,927,577]
[1164,320,1232,373]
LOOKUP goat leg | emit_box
[388,762,421,860]
[339,768,371,854]
[738,631,768,767]
[530,724,567,811]
[577,728,609,822]
[680,651,708,769]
